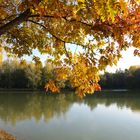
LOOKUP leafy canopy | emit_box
[0,0,140,97]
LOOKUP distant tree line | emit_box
[100,66,140,89]
[0,59,54,90]
[0,59,140,90]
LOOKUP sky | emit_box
[106,47,140,72]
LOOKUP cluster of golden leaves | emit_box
[0,0,140,97]
[45,80,60,93]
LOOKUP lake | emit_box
[0,90,140,140]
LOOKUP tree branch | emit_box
[0,9,31,36]
[30,14,140,33]
[30,14,117,31]
[29,14,92,27]
[27,19,87,48]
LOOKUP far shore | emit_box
[0,88,43,91]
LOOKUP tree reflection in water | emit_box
[0,91,140,125]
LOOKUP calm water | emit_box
[0,91,140,140]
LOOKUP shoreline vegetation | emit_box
[0,129,16,140]
[0,60,140,92]
[0,88,43,91]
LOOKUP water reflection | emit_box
[0,91,140,125]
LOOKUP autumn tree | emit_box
[41,60,54,86]
[0,0,140,97]
[25,62,42,89]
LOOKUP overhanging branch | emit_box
[27,19,86,48]
[0,9,31,36]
